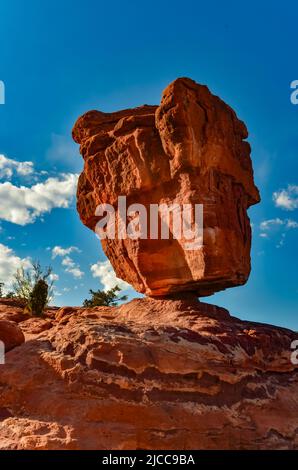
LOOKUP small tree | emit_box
[6,291,16,299]
[0,282,4,298]
[11,261,55,316]
[27,279,49,317]
[83,285,128,307]
[12,261,54,304]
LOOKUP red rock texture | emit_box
[0,319,24,353]
[73,77,260,297]
[0,298,297,450]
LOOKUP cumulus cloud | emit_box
[51,247,84,279]
[61,256,84,279]
[51,245,81,259]
[65,266,84,279]
[61,256,74,267]
[90,259,130,291]
[0,154,34,180]
[0,243,31,289]
[273,185,298,210]
[0,173,78,225]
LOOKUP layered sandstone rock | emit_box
[0,298,297,450]
[73,77,260,297]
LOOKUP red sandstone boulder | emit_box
[0,298,297,450]
[0,319,25,352]
[73,77,260,297]
[0,297,28,323]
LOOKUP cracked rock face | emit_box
[0,298,297,450]
[73,77,260,297]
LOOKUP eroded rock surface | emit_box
[0,319,24,353]
[0,298,297,450]
[73,77,260,297]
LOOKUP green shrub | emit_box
[27,279,49,317]
[83,285,128,307]
[4,261,55,316]
[12,261,53,305]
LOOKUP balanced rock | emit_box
[73,78,260,297]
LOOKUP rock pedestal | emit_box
[0,298,297,450]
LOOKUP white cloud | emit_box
[276,233,286,249]
[0,243,31,289]
[61,256,74,267]
[260,218,284,231]
[260,218,298,232]
[259,217,298,248]
[0,173,78,225]
[51,246,80,259]
[49,273,59,282]
[65,265,84,279]
[51,246,84,279]
[90,259,130,291]
[53,290,62,297]
[62,256,84,279]
[273,185,298,210]
[0,154,34,180]
[286,219,298,228]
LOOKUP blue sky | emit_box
[0,0,297,329]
